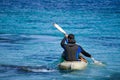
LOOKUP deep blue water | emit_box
[0,0,120,80]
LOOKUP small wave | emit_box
[22,68,55,72]
[0,64,55,73]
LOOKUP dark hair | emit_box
[68,34,74,39]
[68,34,76,43]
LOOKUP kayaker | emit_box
[61,34,92,61]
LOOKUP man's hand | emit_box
[65,34,68,38]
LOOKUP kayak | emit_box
[58,57,88,70]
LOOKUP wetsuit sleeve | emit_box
[79,46,91,58]
[61,37,67,49]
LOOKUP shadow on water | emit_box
[109,72,120,80]
[0,34,36,44]
[0,34,58,44]
[58,67,74,73]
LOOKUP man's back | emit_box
[64,43,79,61]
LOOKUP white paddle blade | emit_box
[94,60,105,66]
[53,23,67,35]
[91,57,105,66]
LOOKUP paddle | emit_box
[53,23,67,36]
[53,23,104,66]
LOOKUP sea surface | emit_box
[0,0,120,80]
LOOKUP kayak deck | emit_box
[58,60,88,70]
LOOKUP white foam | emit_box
[26,68,55,72]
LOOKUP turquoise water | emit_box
[0,0,120,80]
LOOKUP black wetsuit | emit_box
[61,37,91,61]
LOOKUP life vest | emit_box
[64,44,81,61]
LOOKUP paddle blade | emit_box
[94,60,105,66]
[53,23,67,35]
[91,57,105,66]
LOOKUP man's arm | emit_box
[61,37,67,49]
[79,46,92,58]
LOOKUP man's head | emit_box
[68,34,76,44]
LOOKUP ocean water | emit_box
[0,0,120,80]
